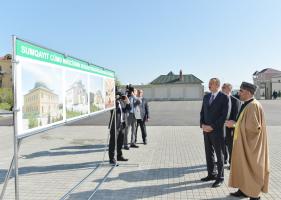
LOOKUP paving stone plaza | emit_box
[0,101,281,200]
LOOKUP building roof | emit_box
[150,71,203,85]
[254,68,281,75]
[34,81,50,90]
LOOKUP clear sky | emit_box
[1,0,281,90]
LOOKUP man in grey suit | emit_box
[135,89,150,144]
[124,87,139,149]
[221,83,241,168]
[200,78,229,188]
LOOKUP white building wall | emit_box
[132,84,204,101]
[272,76,281,94]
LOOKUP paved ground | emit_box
[0,100,281,200]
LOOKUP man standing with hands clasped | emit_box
[200,78,229,188]
[225,82,269,200]
[221,83,241,169]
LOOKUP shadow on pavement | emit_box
[67,180,212,200]
[51,144,106,151]
[94,164,207,183]
[22,144,107,159]
[0,161,101,184]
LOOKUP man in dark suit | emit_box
[200,78,229,188]
[135,89,150,144]
[108,90,131,165]
[221,83,241,168]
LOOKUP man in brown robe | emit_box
[225,82,269,200]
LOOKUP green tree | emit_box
[115,76,122,88]
[0,88,13,110]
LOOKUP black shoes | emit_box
[130,144,139,148]
[143,141,147,145]
[117,156,128,161]
[109,159,116,165]
[230,189,248,197]
[124,146,130,150]
[212,179,223,188]
[200,175,217,182]
[249,197,260,200]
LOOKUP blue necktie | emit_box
[209,94,215,105]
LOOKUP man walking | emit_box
[226,82,269,200]
[200,78,229,188]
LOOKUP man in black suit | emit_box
[221,83,241,168]
[108,90,131,165]
[200,78,229,187]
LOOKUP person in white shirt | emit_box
[221,83,241,168]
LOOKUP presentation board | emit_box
[14,38,115,137]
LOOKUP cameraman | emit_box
[108,89,130,164]
[124,85,140,149]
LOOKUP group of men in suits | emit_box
[200,78,269,200]
[200,78,240,187]
[108,86,150,165]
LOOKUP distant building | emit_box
[130,70,204,101]
[253,68,281,99]
[0,54,12,88]
[272,74,281,98]
[23,82,60,118]
[66,80,88,112]
[90,90,104,111]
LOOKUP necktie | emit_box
[209,94,215,105]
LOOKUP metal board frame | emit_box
[0,36,117,200]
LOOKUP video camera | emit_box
[116,87,127,101]
[125,84,134,97]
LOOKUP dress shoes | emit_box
[143,141,147,145]
[230,189,248,197]
[249,197,260,200]
[109,159,116,165]
[124,146,130,150]
[117,156,128,161]
[130,144,139,148]
[200,175,217,182]
[212,179,223,188]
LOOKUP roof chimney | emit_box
[179,69,183,81]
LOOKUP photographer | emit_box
[108,89,130,165]
[123,85,139,149]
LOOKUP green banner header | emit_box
[16,39,115,78]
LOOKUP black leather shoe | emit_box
[212,179,223,188]
[117,156,128,161]
[143,141,147,145]
[230,189,248,197]
[130,144,139,148]
[124,146,130,150]
[200,175,216,182]
[249,197,260,200]
[109,159,116,165]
